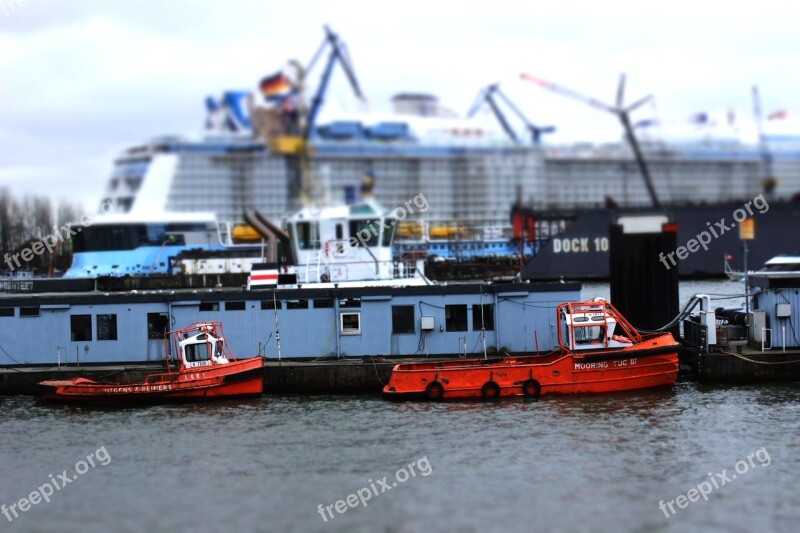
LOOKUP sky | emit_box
[1,0,798,211]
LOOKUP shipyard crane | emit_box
[752,85,776,195]
[268,25,365,207]
[467,84,555,145]
[521,73,661,208]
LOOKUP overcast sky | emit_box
[1,0,798,211]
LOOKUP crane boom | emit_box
[521,72,660,208]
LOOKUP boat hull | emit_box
[382,334,679,401]
[37,357,264,403]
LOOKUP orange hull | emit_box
[38,357,264,403]
[383,333,679,401]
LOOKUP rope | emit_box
[370,357,384,386]
[718,349,800,366]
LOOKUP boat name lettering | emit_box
[101,384,174,393]
[574,361,609,370]
[612,359,637,367]
[553,238,609,254]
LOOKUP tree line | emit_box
[0,188,83,275]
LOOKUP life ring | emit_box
[320,273,330,283]
[522,379,541,398]
[325,240,332,256]
[481,381,501,400]
[425,381,444,401]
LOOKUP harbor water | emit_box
[2,280,798,532]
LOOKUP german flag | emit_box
[260,72,291,101]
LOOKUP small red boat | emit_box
[383,300,679,401]
[38,322,264,403]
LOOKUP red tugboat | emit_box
[38,322,264,403]
[383,300,679,401]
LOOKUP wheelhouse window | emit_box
[340,312,361,335]
[147,312,170,339]
[392,305,415,334]
[20,306,39,317]
[199,302,220,312]
[445,305,468,332]
[0,308,14,317]
[381,219,397,246]
[225,301,246,311]
[184,342,211,362]
[295,222,320,250]
[472,304,495,331]
[71,315,92,341]
[314,298,334,308]
[261,300,279,310]
[96,314,118,341]
[349,220,380,247]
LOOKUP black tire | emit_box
[522,379,541,398]
[425,381,444,401]
[481,381,501,400]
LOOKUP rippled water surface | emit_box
[2,382,799,533]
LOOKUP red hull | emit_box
[383,333,679,401]
[38,357,264,403]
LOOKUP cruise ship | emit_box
[96,31,800,280]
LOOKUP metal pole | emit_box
[744,240,750,316]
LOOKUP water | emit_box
[3,280,798,533]
[1,384,799,533]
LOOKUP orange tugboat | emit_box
[38,322,264,403]
[383,300,679,401]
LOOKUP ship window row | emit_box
[1,306,42,318]
[70,314,118,341]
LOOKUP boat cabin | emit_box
[558,301,640,351]
[174,322,233,369]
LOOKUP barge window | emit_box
[147,313,170,339]
[392,305,415,334]
[472,304,495,331]
[20,306,39,317]
[0,308,14,317]
[97,314,118,341]
[71,315,92,341]
[225,301,246,311]
[260,300,279,310]
[445,305,468,332]
[314,298,334,308]
[286,299,308,310]
[340,312,361,335]
[339,297,361,308]
[199,302,220,312]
